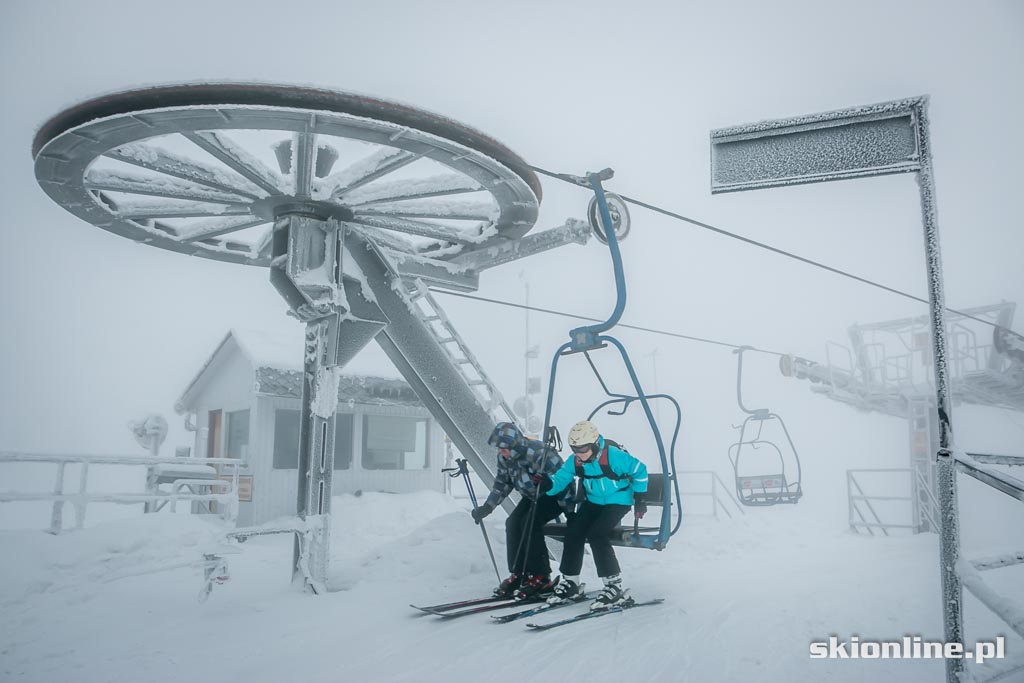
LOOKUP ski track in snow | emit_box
[0,490,1021,682]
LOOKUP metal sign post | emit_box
[712,96,964,682]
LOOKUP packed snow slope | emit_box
[1,491,1020,683]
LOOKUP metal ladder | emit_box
[405,278,518,427]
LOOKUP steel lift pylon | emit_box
[32,83,590,592]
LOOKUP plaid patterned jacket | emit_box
[481,438,576,513]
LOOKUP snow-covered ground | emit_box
[2,490,1020,682]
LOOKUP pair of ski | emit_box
[525,598,664,630]
[411,593,552,618]
[411,593,663,630]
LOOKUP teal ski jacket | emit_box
[546,435,648,506]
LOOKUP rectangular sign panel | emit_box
[711,97,925,193]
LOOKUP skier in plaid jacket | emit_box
[472,422,575,600]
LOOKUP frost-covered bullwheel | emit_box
[33,83,541,265]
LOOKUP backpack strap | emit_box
[575,444,630,482]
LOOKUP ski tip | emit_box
[410,605,448,616]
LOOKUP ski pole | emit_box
[444,459,501,583]
[513,425,564,577]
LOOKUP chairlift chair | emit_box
[541,385,683,550]
[727,347,803,506]
[532,169,683,550]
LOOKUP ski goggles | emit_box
[570,443,596,454]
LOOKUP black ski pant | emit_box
[506,494,564,576]
[558,501,630,579]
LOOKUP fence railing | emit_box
[849,454,1024,682]
[0,451,244,533]
[678,470,745,519]
[950,450,1024,683]
[845,468,937,535]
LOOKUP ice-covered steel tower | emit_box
[32,83,589,592]
[711,96,1024,683]
[780,302,1023,533]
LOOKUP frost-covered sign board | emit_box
[710,97,925,193]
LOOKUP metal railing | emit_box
[0,451,243,533]
[949,450,1024,683]
[678,470,745,519]
[846,468,937,535]
[955,451,1024,502]
[912,467,940,533]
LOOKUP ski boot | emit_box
[590,575,632,611]
[493,572,523,598]
[514,574,554,601]
[546,575,585,604]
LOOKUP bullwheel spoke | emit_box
[105,143,265,199]
[322,148,420,199]
[179,217,271,242]
[185,131,287,196]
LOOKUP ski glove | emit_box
[471,504,493,524]
[536,475,553,495]
[633,495,647,520]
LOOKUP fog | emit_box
[1,1,1022,539]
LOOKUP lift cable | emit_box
[529,164,1010,332]
[435,289,786,357]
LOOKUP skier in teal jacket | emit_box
[537,419,648,611]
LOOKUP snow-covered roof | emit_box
[254,367,422,406]
[231,327,305,370]
[175,328,407,413]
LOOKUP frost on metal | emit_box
[956,558,1024,639]
[185,130,287,195]
[316,147,415,200]
[344,173,481,205]
[711,97,927,193]
[85,168,250,204]
[463,221,499,244]
[36,86,540,268]
[713,95,976,681]
[343,254,378,305]
[177,216,268,242]
[111,198,237,218]
[311,368,342,419]
[357,198,497,222]
[292,514,328,594]
[107,142,267,198]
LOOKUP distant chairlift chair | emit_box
[727,347,803,506]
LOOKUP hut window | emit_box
[362,415,429,470]
[225,410,250,460]
[273,409,353,470]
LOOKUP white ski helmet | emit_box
[567,420,600,451]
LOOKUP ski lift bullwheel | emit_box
[33,83,541,266]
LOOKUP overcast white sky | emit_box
[0,0,1022,503]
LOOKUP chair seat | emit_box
[536,473,671,548]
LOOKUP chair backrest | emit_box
[645,473,668,506]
